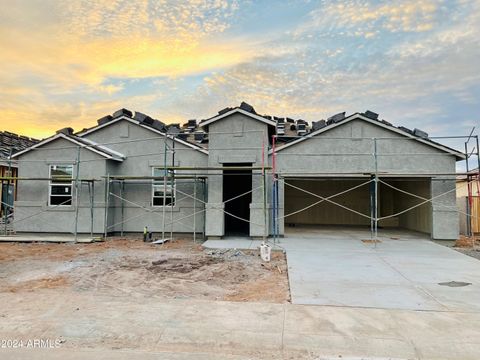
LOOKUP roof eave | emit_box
[199,108,276,128]
[78,115,208,155]
[10,133,125,161]
[11,133,64,159]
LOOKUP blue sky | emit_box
[0,0,479,166]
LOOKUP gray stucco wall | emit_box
[431,177,458,239]
[204,113,269,238]
[14,120,208,235]
[14,137,109,233]
[273,120,455,175]
[272,119,459,239]
[82,119,208,234]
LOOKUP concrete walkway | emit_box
[204,227,480,311]
[0,233,96,243]
[0,292,479,359]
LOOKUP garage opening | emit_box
[378,178,432,234]
[284,177,432,235]
[284,178,371,228]
[223,164,252,236]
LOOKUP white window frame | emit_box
[48,164,74,207]
[152,167,176,207]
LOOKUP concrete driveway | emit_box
[282,227,480,311]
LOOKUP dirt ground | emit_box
[0,238,290,303]
[434,236,480,261]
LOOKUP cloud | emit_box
[94,83,125,95]
[296,0,440,38]
[0,0,247,136]
[177,0,480,127]
[0,0,248,89]
[60,0,239,41]
[0,92,124,139]
[1,0,479,146]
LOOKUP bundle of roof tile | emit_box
[0,131,38,160]
[86,104,433,149]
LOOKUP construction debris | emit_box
[152,238,170,245]
[260,242,271,262]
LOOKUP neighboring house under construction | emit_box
[0,131,38,231]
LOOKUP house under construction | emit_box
[8,103,475,240]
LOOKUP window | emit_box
[49,165,73,206]
[152,168,175,206]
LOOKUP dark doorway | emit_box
[223,163,252,236]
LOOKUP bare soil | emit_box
[434,236,480,261]
[455,235,479,248]
[0,238,290,303]
[361,239,382,244]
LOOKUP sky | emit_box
[0,0,479,161]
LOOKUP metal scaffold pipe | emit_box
[74,146,81,242]
[193,178,196,243]
[4,147,13,235]
[104,173,110,239]
[162,136,167,241]
[170,137,175,241]
[374,138,379,246]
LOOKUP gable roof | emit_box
[11,133,125,161]
[77,115,208,155]
[271,113,466,160]
[199,108,277,129]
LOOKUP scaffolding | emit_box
[106,175,207,242]
[1,129,479,244]
[269,132,480,245]
[100,130,272,243]
[0,176,98,240]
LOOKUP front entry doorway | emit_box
[223,163,252,236]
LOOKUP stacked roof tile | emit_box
[72,103,443,151]
[0,131,38,161]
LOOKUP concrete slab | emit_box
[283,227,480,311]
[0,233,97,243]
[419,284,480,312]
[203,238,266,250]
[202,227,480,312]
